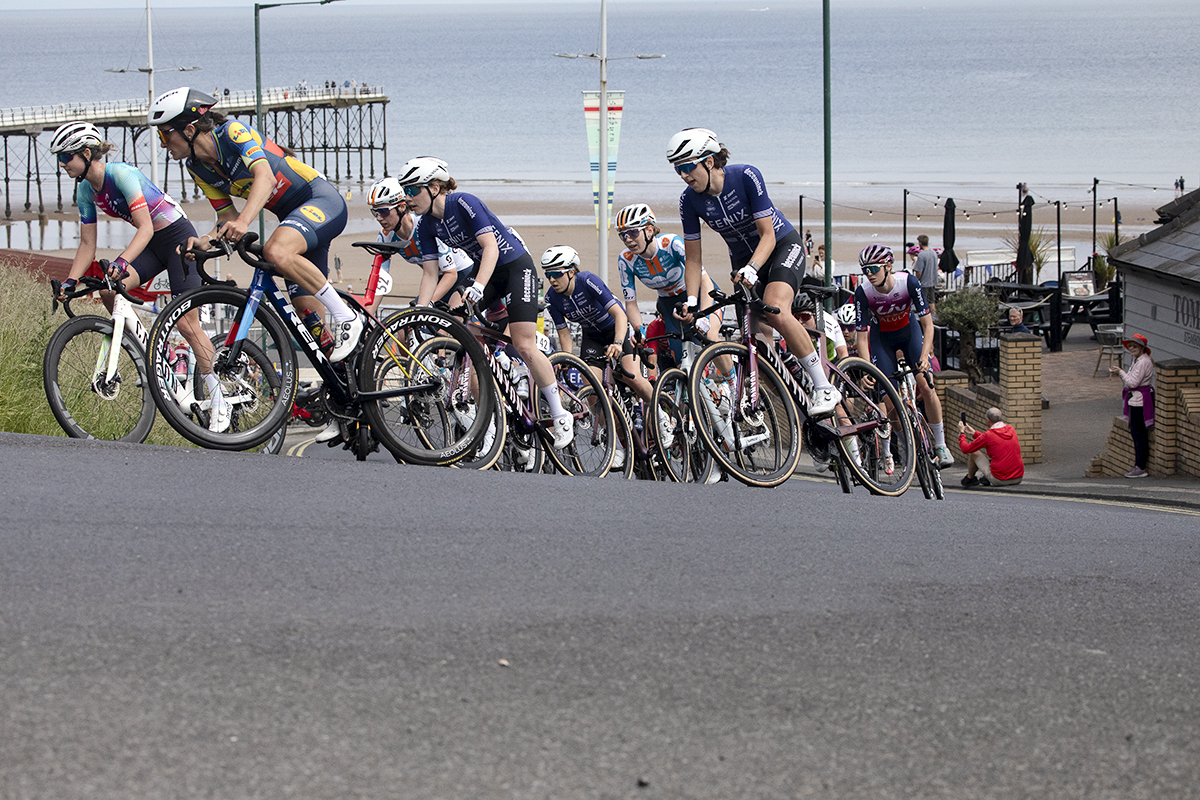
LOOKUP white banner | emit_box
[583,90,624,229]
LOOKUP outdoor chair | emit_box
[1094,325,1123,377]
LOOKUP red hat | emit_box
[1121,333,1151,354]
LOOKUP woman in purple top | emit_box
[396,157,574,450]
[668,127,840,418]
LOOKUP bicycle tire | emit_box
[649,367,696,483]
[359,307,495,466]
[409,336,505,470]
[259,423,287,455]
[541,352,614,477]
[145,287,295,450]
[495,409,546,473]
[688,342,800,488]
[913,420,934,499]
[607,397,635,480]
[919,415,946,500]
[828,357,915,496]
[43,314,156,443]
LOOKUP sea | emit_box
[2,0,1198,256]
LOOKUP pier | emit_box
[0,85,388,219]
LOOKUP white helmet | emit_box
[147,87,217,128]
[837,303,858,327]
[615,203,655,232]
[367,177,404,209]
[541,245,580,272]
[666,127,720,167]
[395,156,449,187]
[49,121,103,155]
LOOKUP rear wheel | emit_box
[541,352,614,477]
[607,397,635,480]
[43,314,156,443]
[688,343,800,488]
[650,368,695,483]
[829,357,915,496]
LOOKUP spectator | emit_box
[1110,333,1154,478]
[1006,307,1030,334]
[804,229,813,255]
[912,234,939,314]
[223,87,229,97]
[958,407,1024,487]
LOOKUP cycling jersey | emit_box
[617,233,688,300]
[76,162,186,231]
[679,164,796,262]
[414,192,527,267]
[378,219,473,275]
[853,271,930,333]
[545,270,621,337]
[186,120,325,216]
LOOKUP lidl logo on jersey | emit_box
[300,205,327,224]
[229,124,254,145]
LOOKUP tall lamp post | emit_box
[555,0,662,283]
[255,0,344,237]
[107,0,199,186]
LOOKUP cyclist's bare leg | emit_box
[916,372,944,424]
[176,308,215,376]
[618,354,654,403]
[262,226,356,324]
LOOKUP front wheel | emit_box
[541,352,614,477]
[146,287,295,450]
[43,315,156,443]
[829,357,915,496]
[689,342,800,488]
[650,368,697,483]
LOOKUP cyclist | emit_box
[853,244,953,470]
[614,203,723,366]
[49,121,230,432]
[543,245,656,469]
[668,127,840,416]
[396,156,573,448]
[148,87,363,363]
[791,290,849,363]
[836,303,861,358]
[366,176,474,313]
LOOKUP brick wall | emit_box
[934,332,1042,466]
[1086,358,1200,478]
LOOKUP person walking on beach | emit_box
[148,87,363,364]
[912,234,939,314]
[1110,333,1154,478]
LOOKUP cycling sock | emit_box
[315,283,357,324]
[930,421,947,449]
[540,383,569,419]
[204,373,221,394]
[878,434,891,454]
[800,351,833,389]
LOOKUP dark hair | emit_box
[710,147,730,169]
[190,111,299,158]
[917,234,929,247]
[430,177,458,194]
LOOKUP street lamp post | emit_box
[554,0,662,283]
[255,0,343,237]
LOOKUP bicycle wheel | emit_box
[360,307,495,466]
[607,397,635,480]
[146,287,294,450]
[495,405,546,473]
[828,357,915,496]
[650,368,695,483]
[541,352,614,477]
[917,415,946,501]
[407,336,505,470]
[43,315,156,443]
[912,419,934,500]
[688,342,800,488]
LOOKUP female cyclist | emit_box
[853,244,953,470]
[667,127,840,417]
[395,157,573,448]
[49,121,229,432]
[365,176,474,313]
[147,87,363,363]
[613,203,723,365]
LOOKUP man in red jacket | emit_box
[958,407,1024,487]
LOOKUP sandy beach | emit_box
[5,179,1163,309]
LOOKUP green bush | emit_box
[937,287,999,385]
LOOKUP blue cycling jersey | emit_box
[679,164,796,261]
[545,270,621,336]
[414,192,527,267]
[617,233,688,301]
[378,218,473,275]
[77,162,186,231]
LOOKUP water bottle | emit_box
[779,350,805,381]
[513,362,530,399]
[302,310,334,352]
[171,344,190,383]
[632,404,644,433]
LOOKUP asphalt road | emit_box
[2,432,1198,799]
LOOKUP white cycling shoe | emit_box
[208,391,232,433]
[883,453,896,476]
[809,385,842,418]
[936,445,954,469]
[315,419,342,443]
[329,312,364,363]
[611,445,626,470]
[550,414,574,450]
[656,409,676,440]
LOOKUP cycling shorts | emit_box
[579,325,634,368]
[127,217,201,298]
[868,316,923,385]
[478,252,539,325]
[276,180,348,299]
[732,229,806,294]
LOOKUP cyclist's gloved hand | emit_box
[464,280,485,304]
[736,262,759,286]
[108,256,131,281]
[60,278,78,295]
[682,296,699,320]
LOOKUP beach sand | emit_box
[11,180,1161,309]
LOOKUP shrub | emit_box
[937,286,999,385]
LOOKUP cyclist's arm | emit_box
[219,159,276,241]
[429,269,457,304]
[742,216,776,280]
[856,328,872,364]
[473,230,499,290]
[605,301,629,358]
[624,299,644,334]
[67,223,98,282]
[918,312,935,371]
[556,325,574,355]
[118,203,156,269]
[416,259,440,306]
[684,238,703,305]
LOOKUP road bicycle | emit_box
[687,282,915,493]
[442,300,616,477]
[43,266,285,454]
[600,348,679,481]
[647,325,718,484]
[144,235,493,465]
[893,360,945,500]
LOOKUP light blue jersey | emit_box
[616,233,688,301]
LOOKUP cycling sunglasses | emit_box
[617,228,643,242]
[57,152,79,165]
[674,159,705,176]
[861,264,885,275]
[371,206,396,218]
[544,270,570,280]
[402,184,426,198]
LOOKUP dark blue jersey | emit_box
[415,192,527,267]
[679,164,796,261]
[545,270,621,336]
